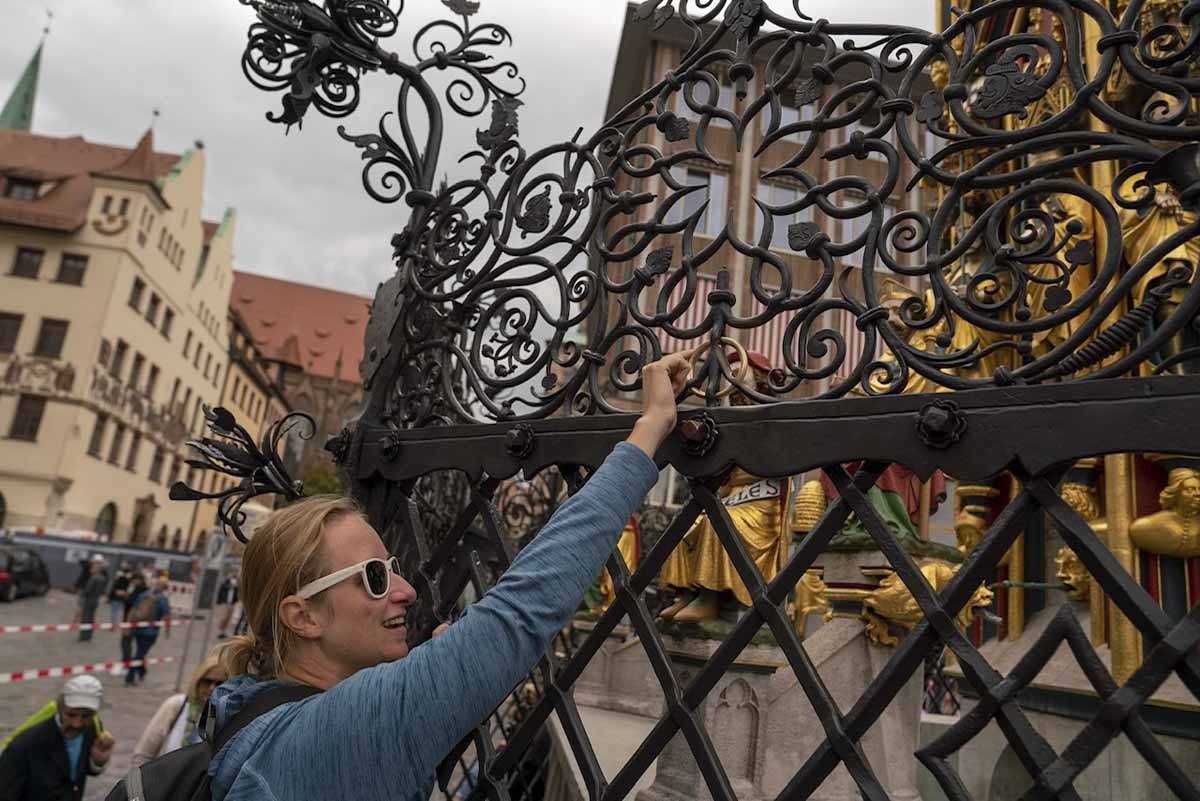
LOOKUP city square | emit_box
[2,1,1200,799]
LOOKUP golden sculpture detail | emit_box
[792,479,827,533]
[1130,468,1200,558]
[597,519,641,614]
[861,561,995,647]
[1054,547,1092,601]
[791,569,829,634]
[953,484,1004,561]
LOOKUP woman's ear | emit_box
[278,595,325,641]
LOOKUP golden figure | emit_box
[792,569,829,634]
[792,479,827,533]
[1130,468,1200,558]
[861,560,994,647]
[596,519,641,614]
[659,350,791,623]
[953,483,1004,562]
[1054,547,1092,601]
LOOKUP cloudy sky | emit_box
[1,1,933,298]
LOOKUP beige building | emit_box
[0,46,236,546]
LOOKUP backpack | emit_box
[129,591,161,623]
[104,683,320,801]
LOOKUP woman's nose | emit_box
[389,574,417,603]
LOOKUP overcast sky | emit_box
[1,1,933,298]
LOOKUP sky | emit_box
[0,1,934,299]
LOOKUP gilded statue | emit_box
[792,569,829,634]
[1130,468,1200,559]
[591,518,641,614]
[862,560,994,647]
[1054,546,1091,601]
[659,352,791,623]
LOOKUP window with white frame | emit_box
[777,102,814,142]
[755,182,812,251]
[666,167,727,237]
[840,199,897,267]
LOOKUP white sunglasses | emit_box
[296,557,403,600]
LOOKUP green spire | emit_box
[0,43,42,131]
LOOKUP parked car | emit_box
[0,546,51,601]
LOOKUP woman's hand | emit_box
[627,350,693,458]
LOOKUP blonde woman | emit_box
[199,351,690,801]
[130,654,227,766]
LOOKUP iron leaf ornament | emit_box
[169,405,313,542]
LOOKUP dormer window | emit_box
[4,178,39,201]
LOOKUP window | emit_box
[55,254,87,286]
[118,197,130,216]
[129,353,145,389]
[183,330,192,358]
[168,457,181,486]
[232,376,241,406]
[11,248,43,279]
[32,318,69,359]
[666,167,728,237]
[102,195,114,214]
[110,340,129,379]
[128,277,145,310]
[204,352,212,381]
[169,377,181,408]
[87,414,108,457]
[213,365,220,389]
[145,293,161,326]
[840,198,896,268]
[193,345,201,369]
[777,101,815,143]
[7,395,46,441]
[4,179,38,201]
[149,447,165,483]
[161,308,175,339]
[158,228,166,249]
[125,431,142,472]
[756,182,812,251]
[0,313,21,353]
[146,364,160,398]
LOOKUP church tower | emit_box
[0,42,43,131]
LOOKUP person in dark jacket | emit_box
[78,558,107,643]
[106,563,132,625]
[125,576,170,686]
[215,576,239,639]
[0,675,115,801]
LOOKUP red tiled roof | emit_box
[231,270,371,384]
[0,128,179,232]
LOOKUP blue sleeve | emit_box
[270,442,659,796]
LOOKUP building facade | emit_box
[0,48,236,545]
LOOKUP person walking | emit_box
[190,350,689,801]
[77,557,107,643]
[0,675,115,801]
[125,576,170,686]
[131,653,227,766]
[116,572,146,675]
[106,563,132,626]
[215,576,239,639]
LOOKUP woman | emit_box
[131,654,227,766]
[205,351,690,800]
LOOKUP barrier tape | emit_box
[0,656,176,684]
[0,619,189,635]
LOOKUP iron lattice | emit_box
[184,1,1200,799]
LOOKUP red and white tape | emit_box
[0,619,188,635]
[0,656,176,684]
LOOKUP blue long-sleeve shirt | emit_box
[208,441,659,800]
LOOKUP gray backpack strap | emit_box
[125,765,146,801]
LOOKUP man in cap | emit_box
[0,675,115,801]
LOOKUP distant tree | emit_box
[302,462,343,496]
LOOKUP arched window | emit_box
[131,514,147,545]
[0,491,6,529]
[155,525,168,549]
[96,503,117,538]
[194,530,208,555]
[171,528,183,551]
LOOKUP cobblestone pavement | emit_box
[0,590,221,800]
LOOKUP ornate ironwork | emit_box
[214,2,1200,799]
[169,405,313,541]
[236,0,1200,425]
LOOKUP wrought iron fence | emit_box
[176,1,1200,798]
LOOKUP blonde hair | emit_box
[216,495,364,679]
[185,652,227,705]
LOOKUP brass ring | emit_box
[687,337,750,399]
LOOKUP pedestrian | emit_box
[215,576,239,639]
[117,572,146,673]
[194,350,688,800]
[107,562,132,626]
[77,556,107,643]
[0,674,115,801]
[131,653,228,766]
[125,576,170,686]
